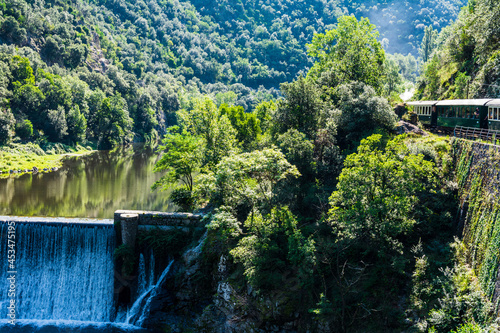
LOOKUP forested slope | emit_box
[0,0,466,148]
[416,0,500,99]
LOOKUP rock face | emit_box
[135,233,303,333]
[395,120,427,136]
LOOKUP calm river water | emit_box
[0,144,175,218]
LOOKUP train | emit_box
[405,99,500,131]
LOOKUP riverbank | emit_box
[0,142,93,176]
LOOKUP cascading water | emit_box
[0,218,148,332]
[136,251,155,297]
[137,254,147,297]
[126,260,174,327]
[0,221,115,321]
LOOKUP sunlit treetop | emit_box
[307,15,386,93]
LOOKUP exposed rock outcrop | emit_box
[395,120,427,136]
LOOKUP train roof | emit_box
[435,99,493,106]
[406,100,439,106]
[407,99,495,106]
[485,99,500,106]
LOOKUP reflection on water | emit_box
[0,144,175,218]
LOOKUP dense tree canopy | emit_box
[415,0,500,99]
[308,16,386,92]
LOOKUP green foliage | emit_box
[383,57,404,95]
[198,148,300,213]
[138,228,194,259]
[308,16,385,93]
[46,106,68,142]
[114,244,136,276]
[450,321,484,333]
[152,126,203,200]
[273,76,324,139]
[0,16,26,44]
[390,53,418,83]
[453,139,500,301]
[15,119,33,140]
[0,0,467,150]
[66,105,87,143]
[205,206,242,254]
[416,0,500,99]
[276,128,315,177]
[426,263,493,332]
[95,95,133,148]
[332,81,397,150]
[420,25,438,63]
[254,100,275,134]
[11,83,45,126]
[230,207,315,291]
[219,103,261,151]
[329,134,438,256]
[170,187,196,212]
[178,97,239,169]
[10,56,35,86]
[0,109,15,145]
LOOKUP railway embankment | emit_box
[453,138,500,304]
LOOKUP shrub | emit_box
[15,119,33,140]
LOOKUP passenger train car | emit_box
[406,99,500,130]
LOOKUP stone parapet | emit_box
[114,210,203,227]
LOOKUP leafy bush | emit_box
[15,119,33,140]
[0,109,15,145]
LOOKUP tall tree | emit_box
[307,16,386,92]
[419,25,438,64]
[178,97,239,169]
[272,76,324,139]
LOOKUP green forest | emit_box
[0,0,466,149]
[2,0,500,331]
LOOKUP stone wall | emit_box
[453,138,500,303]
[114,210,203,227]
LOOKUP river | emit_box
[0,144,175,218]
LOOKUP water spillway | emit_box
[0,217,116,322]
[0,212,200,331]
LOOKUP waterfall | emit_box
[149,250,155,288]
[126,260,174,326]
[0,221,115,322]
[137,254,147,296]
[136,251,155,298]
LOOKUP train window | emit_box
[489,108,494,119]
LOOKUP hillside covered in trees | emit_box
[3,0,499,331]
[144,11,499,332]
[416,0,500,100]
[0,0,466,149]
